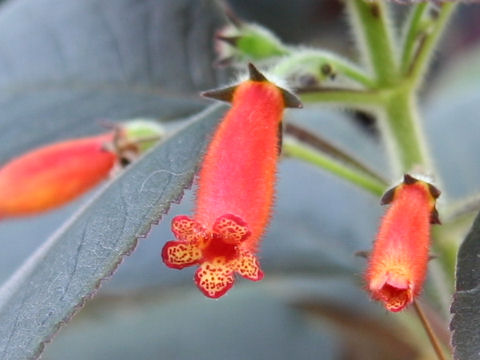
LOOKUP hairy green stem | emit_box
[285,122,388,185]
[401,3,429,74]
[408,3,457,86]
[299,88,382,109]
[347,0,398,85]
[269,0,457,323]
[283,138,386,197]
[381,90,430,174]
[272,50,376,88]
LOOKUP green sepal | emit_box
[122,119,165,153]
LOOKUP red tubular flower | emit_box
[162,63,302,298]
[366,174,441,312]
[0,133,116,218]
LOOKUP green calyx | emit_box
[236,25,289,59]
[122,119,165,153]
[217,23,288,63]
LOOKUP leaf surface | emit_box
[450,211,480,360]
[0,104,226,360]
[0,0,227,163]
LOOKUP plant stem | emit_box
[285,123,388,184]
[380,90,430,175]
[408,3,457,87]
[412,301,448,360]
[272,50,376,88]
[298,88,383,109]
[283,137,386,197]
[347,0,398,85]
[400,3,429,74]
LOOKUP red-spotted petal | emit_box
[171,215,207,243]
[162,240,202,269]
[212,214,250,244]
[194,258,235,298]
[234,250,264,281]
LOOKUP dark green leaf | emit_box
[0,104,226,360]
[450,211,480,360]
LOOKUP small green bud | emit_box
[216,23,289,64]
[122,119,165,153]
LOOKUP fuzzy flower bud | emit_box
[365,174,441,312]
[0,119,165,219]
[0,133,116,218]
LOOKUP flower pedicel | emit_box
[162,63,302,298]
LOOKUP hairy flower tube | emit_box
[366,174,441,312]
[0,133,116,218]
[162,63,302,298]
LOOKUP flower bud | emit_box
[122,119,165,153]
[365,174,441,312]
[0,133,116,218]
[215,23,289,66]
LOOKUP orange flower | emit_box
[366,174,441,312]
[162,63,301,298]
[0,133,116,218]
